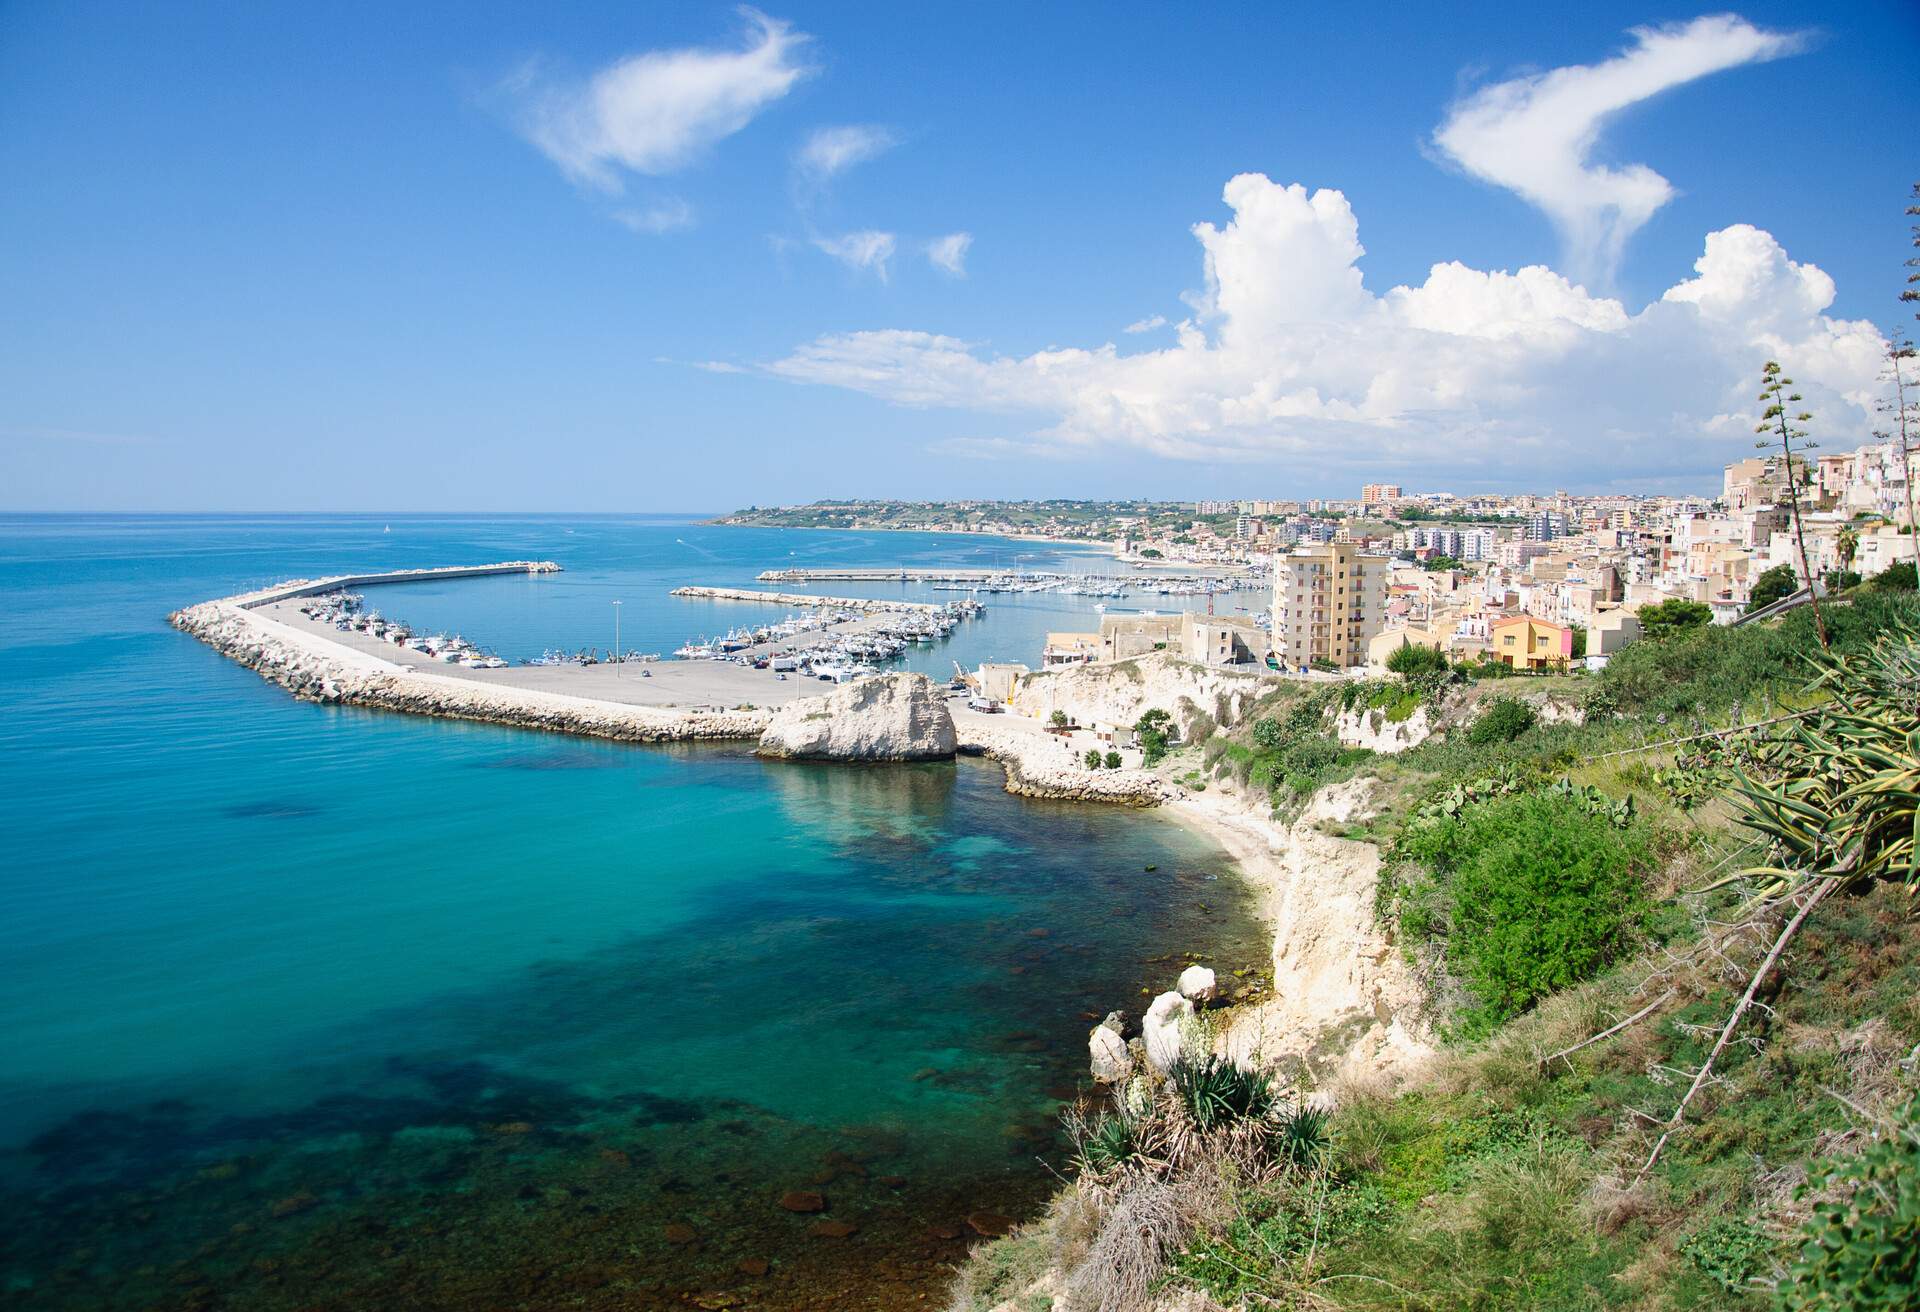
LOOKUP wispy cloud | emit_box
[506,8,813,191]
[1433,15,1804,287]
[925,232,972,276]
[1124,315,1168,334]
[814,229,896,280]
[794,124,897,189]
[613,198,696,234]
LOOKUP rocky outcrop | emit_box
[1335,703,1433,754]
[756,673,956,761]
[171,601,766,742]
[1088,1024,1132,1084]
[954,720,1174,805]
[1177,965,1217,1003]
[1177,777,1432,1086]
[1011,652,1266,741]
[1142,992,1194,1072]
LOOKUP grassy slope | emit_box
[956,589,1920,1312]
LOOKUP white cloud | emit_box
[613,198,696,234]
[1125,315,1168,334]
[508,9,812,191]
[1433,16,1803,286]
[926,232,972,276]
[795,124,898,185]
[814,229,896,279]
[763,173,1884,487]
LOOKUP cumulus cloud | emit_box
[814,229,896,279]
[926,232,972,276]
[613,198,696,234]
[795,124,898,186]
[1125,315,1169,334]
[508,9,812,191]
[763,173,1884,487]
[1434,16,1803,287]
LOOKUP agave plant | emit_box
[1168,1054,1277,1131]
[1072,1110,1139,1174]
[1724,625,1920,899]
[1273,1104,1331,1167]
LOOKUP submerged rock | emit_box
[778,1190,825,1213]
[756,673,957,762]
[1142,991,1194,1072]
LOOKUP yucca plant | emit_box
[1273,1104,1331,1167]
[1072,1110,1140,1174]
[1168,1054,1277,1132]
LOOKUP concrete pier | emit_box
[671,586,944,613]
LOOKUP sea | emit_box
[0,514,1265,1311]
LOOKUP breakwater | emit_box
[757,568,1022,582]
[172,568,767,742]
[671,585,944,613]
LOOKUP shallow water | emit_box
[0,516,1263,1309]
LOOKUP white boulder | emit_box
[1176,965,1217,1003]
[756,673,957,761]
[1088,1025,1132,1083]
[1142,991,1194,1072]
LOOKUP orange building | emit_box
[1488,615,1573,671]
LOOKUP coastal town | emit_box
[729,436,1918,689]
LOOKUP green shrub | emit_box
[1681,1215,1772,1293]
[1468,697,1536,744]
[1104,751,1122,770]
[1136,708,1172,766]
[1778,1098,1920,1311]
[1386,641,1449,677]
[1639,598,1713,640]
[1073,1111,1140,1173]
[1084,747,1102,769]
[1869,560,1917,591]
[1748,562,1798,611]
[1395,791,1655,1033]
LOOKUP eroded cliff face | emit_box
[1185,777,1433,1088]
[1334,703,1433,754]
[1012,653,1265,740]
[756,673,957,761]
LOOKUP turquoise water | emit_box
[0,516,1261,1309]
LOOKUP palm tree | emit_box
[1837,524,1859,574]
[1755,360,1829,650]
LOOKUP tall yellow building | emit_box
[1271,542,1389,670]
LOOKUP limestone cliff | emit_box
[756,673,957,761]
[1012,652,1266,740]
[1178,777,1433,1087]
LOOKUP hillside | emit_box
[954,586,1920,1312]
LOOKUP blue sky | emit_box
[2,2,1915,511]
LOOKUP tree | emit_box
[1757,360,1830,650]
[1138,547,1163,559]
[1104,751,1122,770]
[1050,710,1069,729]
[1748,563,1798,612]
[1837,524,1860,573]
[1135,708,1173,766]
[1385,640,1448,677]
[1083,747,1103,769]
[1422,554,1465,572]
[1638,599,1712,641]
[1570,626,1588,660]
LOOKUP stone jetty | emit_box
[671,586,943,613]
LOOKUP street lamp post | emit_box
[612,600,622,677]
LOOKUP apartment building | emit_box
[1360,483,1402,506]
[1271,541,1389,670]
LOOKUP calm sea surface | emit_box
[0,515,1263,1310]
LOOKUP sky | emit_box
[2,2,1916,512]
